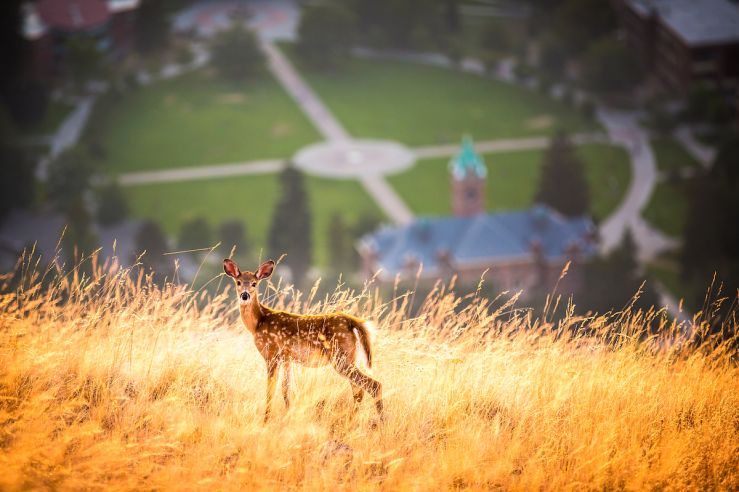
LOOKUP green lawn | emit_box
[651,137,700,173]
[639,139,698,237]
[124,174,383,267]
[387,143,630,221]
[642,180,689,238]
[91,70,321,173]
[284,47,598,145]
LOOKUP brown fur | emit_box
[224,259,383,422]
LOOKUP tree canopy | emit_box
[210,27,265,81]
[581,38,643,95]
[268,166,312,286]
[297,2,357,69]
[579,230,660,315]
[681,136,739,311]
[534,133,590,217]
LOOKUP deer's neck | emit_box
[239,298,264,335]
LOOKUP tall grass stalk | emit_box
[0,251,737,490]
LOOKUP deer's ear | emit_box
[223,259,241,278]
[256,260,275,280]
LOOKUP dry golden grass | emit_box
[0,252,737,491]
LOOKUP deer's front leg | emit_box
[264,360,279,423]
[281,361,292,409]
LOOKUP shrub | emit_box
[581,38,643,95]
[297,2,356,70]
[95,181,129,226]
[178,217,212,251]
[210,27,264,81]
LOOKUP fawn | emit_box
[223,259,383,422]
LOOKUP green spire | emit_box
[449,135,487,180]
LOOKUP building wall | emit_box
[451,175,486,217]
[27,34,54,81]
[614,0,739,93]
[110,10,136,58]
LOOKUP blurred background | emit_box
[0,0,737,316]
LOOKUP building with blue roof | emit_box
[358,138,598,295]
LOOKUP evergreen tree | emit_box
[268,166,312,286]
[95,181,129,226]
[178,217,212,251]
[211,27,264,81]
[534,133,590,217]
[46,147,97,213]
[62,196,98,264]
[681,137,739,310]
[219,220,249,258]
[135,220,169,273]
[0,139,35,220]
[581,39,643,95]
[297,2,356,69]
[327,213,352,276]
[65,36,105,87]
[579,230,660,314]
[136,0,169,53]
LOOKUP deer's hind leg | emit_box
[333,360,383,418]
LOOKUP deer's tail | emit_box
[352,320,376,369]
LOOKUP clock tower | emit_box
[450,136,487,216]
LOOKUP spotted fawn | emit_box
[223,259,383,422]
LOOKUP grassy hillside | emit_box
[1,256,737,490]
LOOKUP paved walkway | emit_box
[260,40,350,141]
[596,108,678,262]
[414,132,605,159]
[36,95,96,180]
[118,159,285,186]
[117,134,604,185]
[260,38,415,224]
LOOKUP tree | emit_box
[268,166,312,286]
[210,27,264,81]
[327,213,352,276]
[95,181,129,226]
[534,133,590,217]
[219,220,249,258]
[136,0,169,54]
[65,36,105,87]
[296,2,357,69]
[0,139,35,220]
[551,0,616,54]
[579,230,660,314]
[681,136,739,311]
[538,33,568,80]
[581,38,643,95]
[178,217,212,251]
[46,147,97,213]
[479,21,509,55]
[135,220,170,273]
[2,80,49,129]
[683,85,735,126]
[345,0,449,50]
[62,196,98,262]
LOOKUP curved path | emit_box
[596,109,677,261]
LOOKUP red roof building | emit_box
[22,0,140,81]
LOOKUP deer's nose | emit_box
[240,291,250,301]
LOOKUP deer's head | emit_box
[223,259,275,305]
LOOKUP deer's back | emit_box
[255,311,361,367]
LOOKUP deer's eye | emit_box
[251,282,257,288]
[236,281,241,286]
